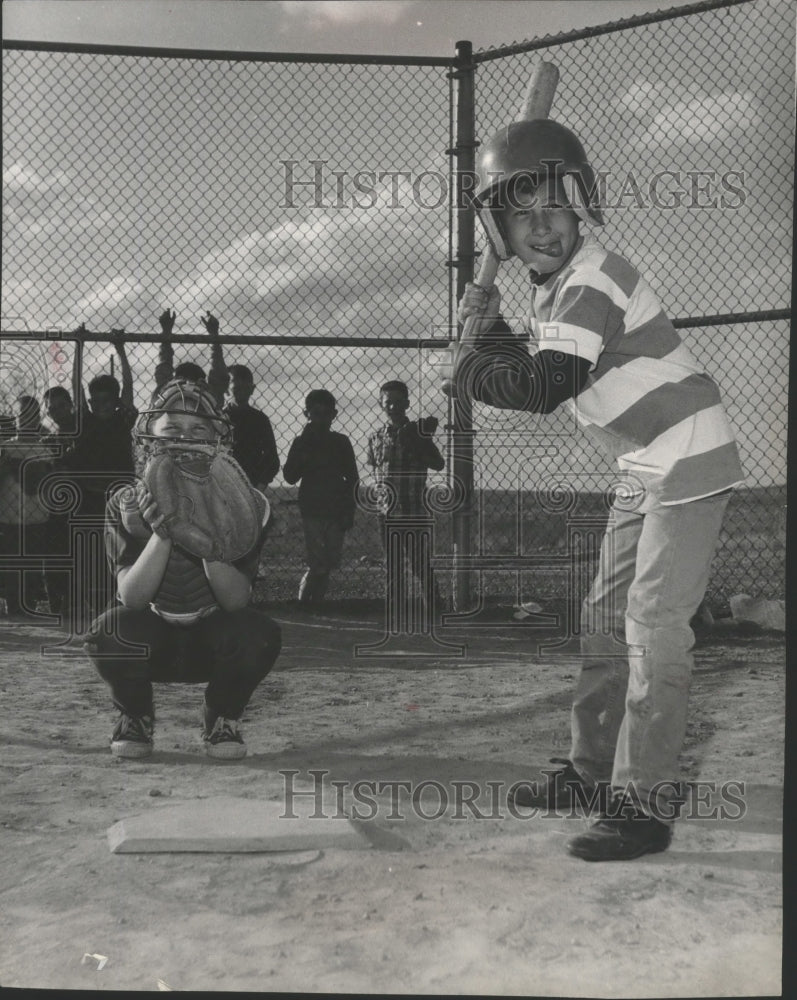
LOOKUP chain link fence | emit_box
[2,0,791,610]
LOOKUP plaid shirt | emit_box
[367,418,444,516]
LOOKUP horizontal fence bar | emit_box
[474,0,755,59]
[2,310,788,345]
[672,309,791,329]
[0,332,454,348]
[1,38,454,67]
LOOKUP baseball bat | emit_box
[469,60,560,299]
[459,60,560,349]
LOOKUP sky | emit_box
[3,0,702,56]
[2,0,793,487]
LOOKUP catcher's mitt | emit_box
[122,444,267,562]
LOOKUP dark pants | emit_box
[298,516,346,603]
[41,514,115,628]
[77,492,117,619]
[0,521,48,615]
[85,605,282,720]
[43,514,70,616]
[379,513,442,625]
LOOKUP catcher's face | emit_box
[150,411,219,443]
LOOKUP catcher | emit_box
[84,378,281,760]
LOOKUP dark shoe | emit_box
[509,758,607,813]
[111,713,154,759]
[203,716,247,760]
[567,811,672,862]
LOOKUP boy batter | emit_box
[447,120,744,861]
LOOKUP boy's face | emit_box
[89,390,118,420]
[503,178,580,274]
[150,411,218,443]
[305,401,335,428]
[230,377,254,407]
[46,394,73,428]
[380,389,408,424]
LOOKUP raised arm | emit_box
[201,312,230,406]
[72,323,90,417]
[154,308,176,394]
[109,329,135,412]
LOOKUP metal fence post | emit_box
[451,39,477,612]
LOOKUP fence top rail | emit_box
[2,0,756,66]
[1,37,454,67]
[473,0,756,60]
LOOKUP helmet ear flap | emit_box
[475,206,513,261]
[562,173,604,227]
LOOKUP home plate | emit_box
[107,795,374,854]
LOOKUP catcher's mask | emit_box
[473,119,604,261]
[134,378,231,450]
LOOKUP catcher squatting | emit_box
[83,120,744,863]
[84,378,281,760]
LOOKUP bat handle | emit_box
[473,246,500,291]
[459,246,501,346]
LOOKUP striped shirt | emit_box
[525,235,744,504]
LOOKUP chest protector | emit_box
[153,547,217,618]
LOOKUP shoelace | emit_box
[208,717,239,741]
[117,715,151,740]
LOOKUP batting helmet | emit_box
[474,119,603,260]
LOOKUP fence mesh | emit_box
[2,51,453,338]
[1,0,792,610]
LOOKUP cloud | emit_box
[68,275,160,330]
[4,161,124,242]
[653,91,760,144]
[3,163,72,194]
[7,163,450,339]
[621,89,762,148]
[279,0,416,28]
[166,174,449,337]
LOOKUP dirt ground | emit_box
[0,601,785,996]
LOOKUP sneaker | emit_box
[203,716,247,760]
[508,757,607,813]
[110,713,154,758]
[567,808,673,862]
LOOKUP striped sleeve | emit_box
[536,266,627,367]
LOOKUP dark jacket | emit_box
[283,425,359,526]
